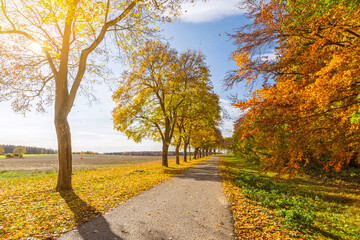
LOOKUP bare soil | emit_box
[0,154,165,171]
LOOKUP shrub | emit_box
[5,153,14,158]
[13,147,26,158]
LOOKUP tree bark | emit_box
[183,142,188,162]
[189,145,191,160]
[55,117,72,191]
[199,148,202,158]
[349,152,359,168]
[162,139,169,167]
[175,143,180,165]
[194,148,198,159]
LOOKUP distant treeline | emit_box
[73,151,99,155]
[0,144,57,154]
[105,151,192,156]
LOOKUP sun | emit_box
[29,42,43,54]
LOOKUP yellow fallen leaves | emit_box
[0,157,211,239]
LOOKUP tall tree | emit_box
[172,49,217,162]
[0,0,192,190]
[113,41,209,167]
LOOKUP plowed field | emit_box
[0,154,165,171]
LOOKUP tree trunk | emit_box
[199,148,202,158]
[55,117,72,191]
[162,140,169,167]
[194,148,198,159]
[189,145,191,160]
[175,143,180,165]
[349,152,359,168]
[183,142,188,162]
[206,148,209,156]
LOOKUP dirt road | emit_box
[58,156,235,240]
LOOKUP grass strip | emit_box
[220,155,360,240]
[0,156,211,239]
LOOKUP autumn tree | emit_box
[185,91,221,159]
[113,41,211,167]
[0,145,4,155]
[171,49,220,163]
[13,146,26,157]
[228,0,360,174]
[0,0,193,191]
[191,117,221,159]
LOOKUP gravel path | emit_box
[58,156,235,240]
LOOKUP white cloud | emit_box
[260,53,277,61]
[180,0,244,23]
[219,98,243,137]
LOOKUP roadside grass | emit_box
[0,156,211,239]
[220,155,360,240]
[0,170,57,180]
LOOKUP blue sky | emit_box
[0,0,247,152]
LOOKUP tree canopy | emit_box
[113,40,221,166]
[0,0,196,190]
[228,0,360,174]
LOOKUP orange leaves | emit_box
[228,0,360,174]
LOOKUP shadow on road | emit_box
[171,159,222,183]
[60,190,123,240]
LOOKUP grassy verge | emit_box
[0,156,211,239]
[220,155,360,239]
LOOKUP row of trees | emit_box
[112,40,222,167]
[227,0,360,174]
[0,0,220,191]
[0,0,179,191]
[0,145,57,154]
[105,151,212,156]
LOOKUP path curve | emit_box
[58,156,235,240]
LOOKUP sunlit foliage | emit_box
[0,0,196,190]
[228,0,360,174]
[112,40,220,167]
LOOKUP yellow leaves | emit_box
[0,157,210,239]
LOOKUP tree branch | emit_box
[66,1,137,114]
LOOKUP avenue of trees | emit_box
[112,40,222,167]
[0,0,205,191]
[227,0,360,175]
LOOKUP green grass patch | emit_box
[0,170,57,180]
[220,155,360,239]
[0,156,212,239]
